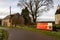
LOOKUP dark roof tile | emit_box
[55,9,60,14]
[3,13,20,19]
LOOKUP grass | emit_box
[16,25,60,40]
[0,29,8,40]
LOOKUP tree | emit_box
[21,7,31,25]
[17,0,54,23]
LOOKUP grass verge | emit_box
[0,29,8,40]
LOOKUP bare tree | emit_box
[17,0,54,23]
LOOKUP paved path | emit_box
[0,27,59,40]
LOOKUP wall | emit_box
[2,19,11,27]
[37,22,53,30]
[55,14,60,24]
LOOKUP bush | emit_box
[53,24,60,31]
[53,25,57,31]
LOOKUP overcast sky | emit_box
[0,0,21,19]
[0,0,60,21]
[37,0,60,21]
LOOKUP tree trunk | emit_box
[15,24,16,27]
[32,16,36,24]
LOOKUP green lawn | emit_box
[0,29,8,40]
[16,25,60,40]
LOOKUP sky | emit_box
[0,0,60,21]
[37,0,60,21]
[0,0,21,19]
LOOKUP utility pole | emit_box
[10,6,12,26]
[10,6,11,15]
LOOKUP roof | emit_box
[55,5,60,14]
[36,21,55,23]
[3,13,20,19]
[0,19,2,21]
[57,5,60,9]
[55,9,60,14]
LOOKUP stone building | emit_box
[2,13,24,27]
[55,5,60,24]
